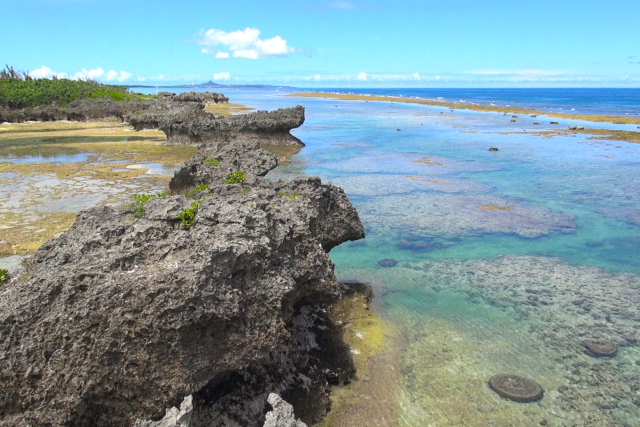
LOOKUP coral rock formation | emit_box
[128,105,306,146]
[0,99,364,427]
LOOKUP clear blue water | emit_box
[305,87,640,117]
[141,87,640,425]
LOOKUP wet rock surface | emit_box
[0,99,365,426]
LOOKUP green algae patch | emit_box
[0,121,196,256]
[318,290,402,427]
[574,128,640,144]
[497,128,640,144]
[288,92,640,125]
[204,102,254,115]
[0,211,77,256]
[261,143,301,163]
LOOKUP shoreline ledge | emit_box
[0,95,369,426]
[287,92,640,126]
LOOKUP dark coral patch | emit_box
[582,340,617,357]
[488,374,544,403]
[378,258,398,268]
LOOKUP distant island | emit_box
[125,80,295,90]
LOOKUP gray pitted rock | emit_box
[0,169,364,426]
[134,396,193,427]
[169,138,278,194]
[128,106,306,146]
[263,394,307,427]
[173,91,229,104]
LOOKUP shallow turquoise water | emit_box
[261,92,640,426]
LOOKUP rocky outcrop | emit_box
[173,91,229,104]
[127,106,306,146]
[0,92,226,123]
[263,394,307,427]
[0,104,365,426]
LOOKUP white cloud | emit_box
[198,27,294,59]
[29,65,134,82]
[74,67,105,80]
[412,73,421,80]
[357,72,368,80]
[158,75,166,81]
[234,49,260,59]
[213,72,230,80]
[106,70,119,81]
[103,70,133,82]
[330,1,356,9]
[314,74,322,81]
[137,76,146,82]
[30,66,53,78]
[117,71,132,82]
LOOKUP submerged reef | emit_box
[402,255,640,426]
[0,100,367,426]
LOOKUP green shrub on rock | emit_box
[0,269,9,285]
[127,193,168,217]
[225,172,246,184]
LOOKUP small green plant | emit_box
[0,269,9,285]
[128,193,167,217]
[225,171,247,184]
[177,200,202,227]
[204,157,220,167]
[278,192,301,200]
[185,184,210,199]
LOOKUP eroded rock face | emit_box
[127,106,306,146]
[169,138,278,194]
[0,156,363,426]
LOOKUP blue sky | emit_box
[2,0,639,87]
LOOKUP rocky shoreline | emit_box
[0,94,367,426]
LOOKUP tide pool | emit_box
[267,89,640,426]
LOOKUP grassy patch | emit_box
[0,68,153,109]
[0,268,8,285]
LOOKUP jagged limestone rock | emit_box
[263,394,307,427]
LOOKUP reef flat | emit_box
[288,92,640,125]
